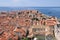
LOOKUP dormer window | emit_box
[1,12,7,14]
[12,16,14,19]
[27,12,29,14]
[18,12,21,15]
[29,15,32,17]
[30,11,32,13]
[33,15,35,18]
[42,18,46,20]
[37,11,38,13]
[9,16,14,19]
[25,20,29,22]
[17,27,21,29]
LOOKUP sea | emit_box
[0,7,60,18]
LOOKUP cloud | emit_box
[13,0,19,2]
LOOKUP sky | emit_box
[0,0,60,7]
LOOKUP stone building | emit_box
[0,10,57,40]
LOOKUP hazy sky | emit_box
[0,0,60,7]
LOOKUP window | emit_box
[33,28,37,32]
[43,22,45,25]
[49,25,54,30]
[57,24,60,28]
[33,28,40,32]
[8,38,13,40]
